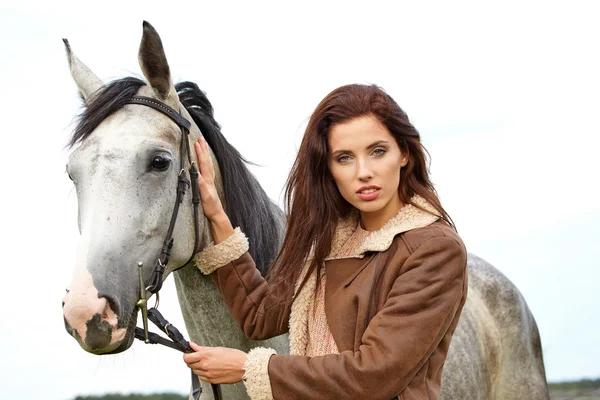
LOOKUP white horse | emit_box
[61,22,549,400]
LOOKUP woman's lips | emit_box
[356,188,381,201]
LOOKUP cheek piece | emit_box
[121,96,221,400]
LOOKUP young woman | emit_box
[183,84,468,400]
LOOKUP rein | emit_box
[122,96,222,400]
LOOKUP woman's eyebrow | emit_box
[330,149,352,157]
[366,140,390,149]
[330,140,391,157]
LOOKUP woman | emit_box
[184,84,468,400]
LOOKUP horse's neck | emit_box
[173,258,289,354]
[173,262,240,345]
[171,220,279,348]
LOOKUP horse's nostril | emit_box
[64,317,74,335]
[99,293,120,319]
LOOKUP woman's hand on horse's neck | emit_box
[195,137,234,244]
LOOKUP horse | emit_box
[61,21,550,400]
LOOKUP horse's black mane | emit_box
[69,77,282,274]
[176,81,283,274]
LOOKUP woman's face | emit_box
[328,115,408,229]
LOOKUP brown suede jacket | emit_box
[194,196,468,400]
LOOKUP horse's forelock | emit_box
[68,77,147,149]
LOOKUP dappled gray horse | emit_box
[61,22,549,400]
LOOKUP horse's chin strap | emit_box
[124,96,221,400]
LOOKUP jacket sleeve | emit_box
[193,227,295,340]
[258,236,467,400]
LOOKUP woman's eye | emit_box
[337,155,351,163]
[373,148,386,156]
[151,155,171,171]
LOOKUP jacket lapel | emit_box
[324,255,378,351]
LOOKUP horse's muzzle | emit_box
[63,292,129,354]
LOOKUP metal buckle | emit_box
[135,262,149,343]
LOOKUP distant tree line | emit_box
[549,378,600,390]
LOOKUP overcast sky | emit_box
[1,1,599,399]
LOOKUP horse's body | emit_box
[441,254,549,399]
[62,22,549,399]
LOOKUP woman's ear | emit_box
[400,153,409,167]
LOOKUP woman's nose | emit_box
[357,159,373,181]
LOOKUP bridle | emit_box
[119,96,222,400]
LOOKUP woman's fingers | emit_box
[195,137,214,185]
[189,342,203,352]
[183,351,203,366]
[184,347,211,381]
[195,169,211,198]
[194,140,207,183]
[201,137,215,182]
[193,137,225,221]
[196,172,222,215]
[183,345,246,384]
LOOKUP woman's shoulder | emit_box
[398,219,465,256]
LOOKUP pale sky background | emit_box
[1,1,599,399]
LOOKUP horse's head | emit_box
[62,22,212,354]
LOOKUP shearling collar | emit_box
[326,194,440,260]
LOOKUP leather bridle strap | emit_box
[123,96,221,400]
[126,96,191,129]
[125,96,201,294]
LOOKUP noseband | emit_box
[121,96,222,400]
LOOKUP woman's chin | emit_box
[352,199,386,215]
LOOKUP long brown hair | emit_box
[267,84,454,291]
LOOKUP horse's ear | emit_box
[138,21,176,101]
[63,39,104,103]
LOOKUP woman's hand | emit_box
[194,137,234,243]
[183,342,247,384]
[195,137,225,223]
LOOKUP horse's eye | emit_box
[151,155,171,171]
